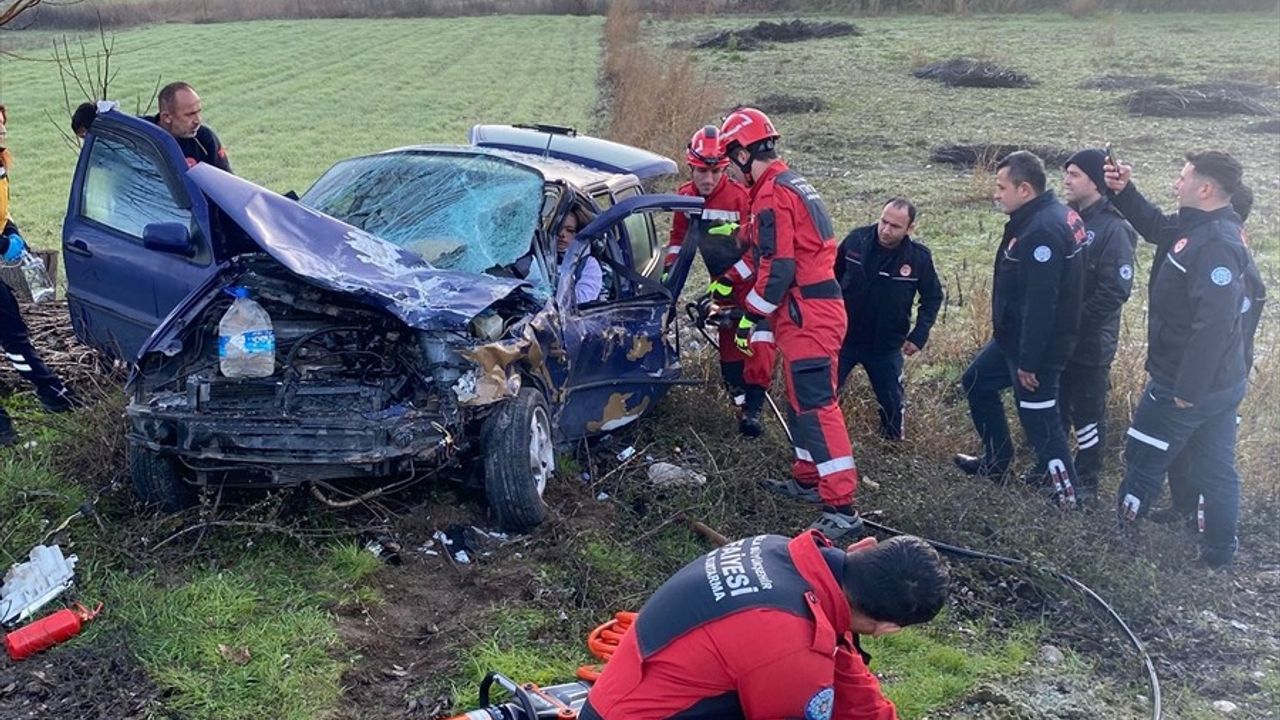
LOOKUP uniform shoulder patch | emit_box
[1211,266,1233,286]
[1119,264,1133,281]
[805,687,835,720]
[1033,245,1052,263]
[1173,238,1189,254]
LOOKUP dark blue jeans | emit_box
[1121,379,1246,563]
[0,282,73,435]
[837,343,905,440]
[962,341,1077,488]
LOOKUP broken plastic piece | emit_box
[1,545,79,628]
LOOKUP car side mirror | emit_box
[142,222,194,256]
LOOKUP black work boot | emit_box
[739,387,766,438]
[953,453,1006,479]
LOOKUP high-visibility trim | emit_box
[1019,398,1056,410]
[1167,255,1188,274]
[1077,436,1100,450]
[751,331,775,344]
[5,353,24,362]
[817,456,857,477]
[1076,423,1098,436]
[733,259,753,280]
[1127,427,1170,451]
[703,209,740,222]
[1077,428,1099,444]
[11,363,32,373]
[746,289,778,315]
[665,246,681,258]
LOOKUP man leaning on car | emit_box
[147,81,232,173]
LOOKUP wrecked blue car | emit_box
[63,108,704,530]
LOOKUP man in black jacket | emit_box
[834,198,943,440]
[955,152,1086,507]
[147,82,232,173]
[1105,152,1259,567]
[1057,149,1138,501]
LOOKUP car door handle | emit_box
[65,239,93,257]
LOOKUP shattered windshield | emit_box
[301,152,543,275]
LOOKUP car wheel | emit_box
[128,441,196,512]
[481,388,553,532]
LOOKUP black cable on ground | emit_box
[862,517,1161,720]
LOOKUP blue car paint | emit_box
[66,108,709,477]
[469,124,678,180]
[61,108,220,360]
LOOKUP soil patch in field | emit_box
[1078,73,1178,90]
[751,93,828,114]
[694,19,860,51]
[0,301,117,398]
[1125,86,1275,118]
[913,58,1035,89]
[1244,118,1280,134]
[930,143,1073,170]
[0,633,162,720]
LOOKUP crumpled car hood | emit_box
[188,164,530,330]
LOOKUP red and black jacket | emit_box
[668,175,751,277]
[722,162,842,322]
[582,531,898,720]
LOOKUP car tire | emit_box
[481,388,554,532]
[128,441,196,512]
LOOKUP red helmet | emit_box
[686,125,728,169]
[718,107,779,154]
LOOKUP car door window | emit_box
[613,186,658,279]
[81,135,194,241]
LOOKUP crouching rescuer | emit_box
[580,531,950,719]
[715,108,863,540]
[671,126,775,437]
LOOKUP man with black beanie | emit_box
[1058,149,1138,502]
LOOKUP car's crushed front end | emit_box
[128,162,553,488]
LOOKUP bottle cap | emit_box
[229,286,249,299]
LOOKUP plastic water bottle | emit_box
[20,251,55,304]
[218,286,275,378]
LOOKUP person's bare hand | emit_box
[903,341,920,357]
[1017,368,1039,392]
[1104,162,1132,193]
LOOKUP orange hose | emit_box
[576,611,636,682]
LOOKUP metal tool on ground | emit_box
[446,671,590,720]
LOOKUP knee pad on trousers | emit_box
[790,357,835,412]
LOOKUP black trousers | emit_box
[962,341,1078,489]
[837,343,905,440]
[1058,361,1110,489]
[0,282,73,433]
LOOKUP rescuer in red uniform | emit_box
[716,108,862,540]
[668,126,775,437]
[580,531,950,719]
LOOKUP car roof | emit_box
[469,124,678,181]
[375,144,626,189]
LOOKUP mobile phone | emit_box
[1105,143,1117,168]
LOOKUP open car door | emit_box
[61,106,219,362]
[551,194,704,440]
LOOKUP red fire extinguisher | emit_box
[5,602,102,661]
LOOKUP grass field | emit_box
[0,7,1277,720]
[0,15,603,248]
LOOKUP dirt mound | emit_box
[694,19,860,51]
[1125,86,1275,118]
[931,143,1073,170]
[751,93,828,114]
[0,634,161,719]
[1182,80,1277,98]
[913,58,1035,89]
[1078,73,1178,90]
[1245,118,1280,134]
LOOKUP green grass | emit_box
[0,15,604,250]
